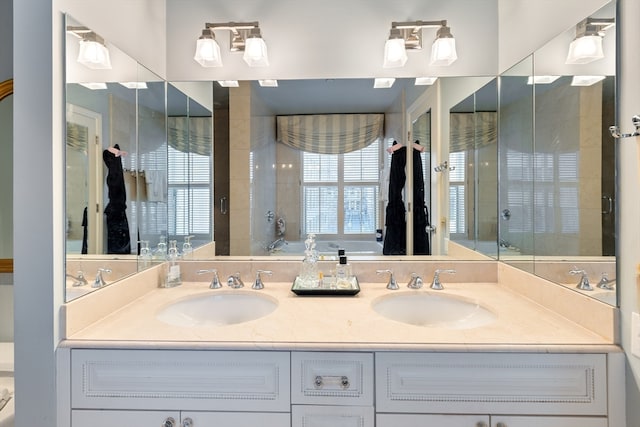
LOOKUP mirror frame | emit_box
[0,78,13,273]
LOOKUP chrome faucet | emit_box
[376,269,399,290]
[92,268,112,288]
[430,269,456,290]
[197,268,222,289]
[407,273,424,289]
[66,271,88,287]
[227,273,245,289]
[569,268,593,291]
[267,237,287,253]
[253,270,272,290]
[597,272,615,290]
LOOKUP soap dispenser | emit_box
[163,240,182,288]
[153,235,168,261]
[139,240,152,268]
[182,235,194,259]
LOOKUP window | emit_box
[302,140,381,237]
[448,151,466,234]
[168,146,212,239]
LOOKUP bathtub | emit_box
[0,342,14,427]
[271,240,383,256]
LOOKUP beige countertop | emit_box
[63,280,617,353]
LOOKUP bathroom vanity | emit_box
[58,260,623,427]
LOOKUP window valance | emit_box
[449,112,497,153]
[168,116,212,156]
[276,113,384,154]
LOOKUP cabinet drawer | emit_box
[72,410,181,427]
[378,414,490,427]
[292,405,374,427]
[376,352,607,416]
[291,352,373,405]
[71,349,290,411]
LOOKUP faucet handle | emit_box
[569,268,593,291]
[376,269,399,290]
[197,269,222,289]
[92,267,112,288]
[431,269,456,290]
[597,272,615,290]
[407,272,424,289]
[253,270,273,290]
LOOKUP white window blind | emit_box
[302,139,381,236]
[448,151,466,234]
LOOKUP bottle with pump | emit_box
[163,240,182,287]
[139,240,152,268]
[153,235,168,261]
[182,235,194,259]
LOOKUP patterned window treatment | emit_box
[449,112,497,153]
[168,116,212,156]
[276,113,384,154]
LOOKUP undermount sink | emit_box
[372,292,497,329]
[156,292,278,327]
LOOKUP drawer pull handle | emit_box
[162,417,176,427]
[313,375,350,389]
[182,418,194,427]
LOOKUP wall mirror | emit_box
[448,78,498,258]
[63,1,617,308]
[498,1,617,306]
[64,15,214,301]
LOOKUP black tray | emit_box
[291,276,360,296]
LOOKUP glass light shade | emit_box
[77,40,112,69]
[194,38,222,67]
[383,38,408,68]
[243,37,269,67]
[565,35,604,64]
[430,37,457,66]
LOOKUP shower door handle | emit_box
[220,196,228,215]
[426,225,436,234]
[602,195,613,214]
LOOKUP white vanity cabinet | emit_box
[63,348,617,427]
[291,352,375,427]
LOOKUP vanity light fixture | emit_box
[67,26,112,70]
[527,75,561,85]
[415,77,437,85]
[565,17,615,65]
[374,78,396,88]
[383,20,457,68]
[194,22,269,68]
[571,75,606,86]
[217,80,240,87]
[259,79,278,87]
[78,82,107,90]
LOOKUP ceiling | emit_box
[252,78,417,115]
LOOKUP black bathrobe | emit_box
[382,141,431,255]
[383,142,407,255]
[412,141,431,255]
[103,144,131,254]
